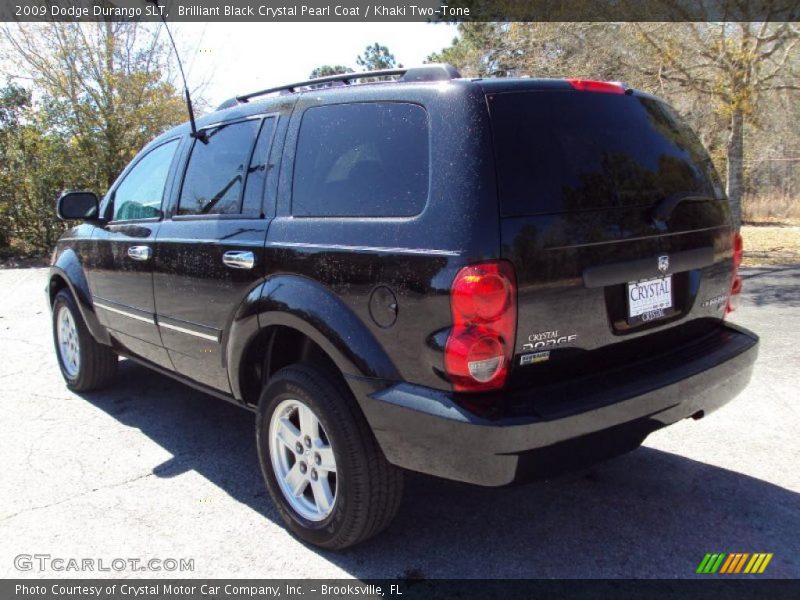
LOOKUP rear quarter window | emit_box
[489,91,724,216]
[291,102,429,218]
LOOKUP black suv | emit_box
[49,65,758,549]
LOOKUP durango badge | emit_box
[701,294,728,308]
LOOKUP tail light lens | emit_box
[445,261,517,392]
[726,232,744,314]
[567,79,625,94]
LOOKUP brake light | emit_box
[567,79,625,94]
[445,261,516,392]
[726,232,744,314]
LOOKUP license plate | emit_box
[627,276,672,321]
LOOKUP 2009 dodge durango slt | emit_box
[48,65,758,549]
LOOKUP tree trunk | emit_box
[726,109,745,229]
[104,21,117,190]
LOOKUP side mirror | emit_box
[57,191,100,221]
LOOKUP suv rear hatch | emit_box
[484,81,736,389]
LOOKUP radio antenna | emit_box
[145,0,206,142]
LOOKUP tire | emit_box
[52,289,117,392]
[256,363,403,549]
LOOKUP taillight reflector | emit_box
[445,261,517,392]
[726,232,744,315]
[567,79,626,94]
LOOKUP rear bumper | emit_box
[354,323,758,486]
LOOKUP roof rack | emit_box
[216,64,461,111]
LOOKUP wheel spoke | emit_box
[284,462,308,497]
[276,417,301,451]
[298,404,319,439]
[310,477,334,514]
[316,446,336,473]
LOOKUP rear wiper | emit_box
[651,192,714,222]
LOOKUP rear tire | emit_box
[256,363,403,549]
[52,289,117,391]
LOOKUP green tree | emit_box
[3,22,188,192]
[0,83,31,251]
[309,65,353,79]
[0,82,79,254]
[357,43,401,72]
[427,23,509,77]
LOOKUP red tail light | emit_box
[445,261,517,392]
[726,232,744,314]
[567,79,625,94]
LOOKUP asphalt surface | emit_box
[0,265,798,579]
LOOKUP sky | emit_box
[174,22,459,109]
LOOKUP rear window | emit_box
[292,102,429,218]
[489,91,724,216]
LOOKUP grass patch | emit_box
[743,194,800,226]
[741,224,800,267]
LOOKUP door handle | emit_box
[222,250,255,270]
[127,246,152,261]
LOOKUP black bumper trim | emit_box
[356,323,758,486]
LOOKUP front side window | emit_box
[178,119,261,216]
[292,102,429,218]
[112,139,179,221]
[241,117,277,216]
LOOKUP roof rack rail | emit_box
[216,64,461,110]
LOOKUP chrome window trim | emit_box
[267,241,460,257]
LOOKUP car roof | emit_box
[148,73,651,150]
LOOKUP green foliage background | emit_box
[0,22,186,256]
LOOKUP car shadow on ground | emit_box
[78,359,800,579]
[740,264,800,307]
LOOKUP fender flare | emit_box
[226,275,399,400]
[48,249,111,346]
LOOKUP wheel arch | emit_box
[48,250,111,346]
[228,275,399,406]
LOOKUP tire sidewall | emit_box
[256,370,357,547]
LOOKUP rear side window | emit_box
[292,102,429,217]
[489,91,724,216]
[178,119,260,216]
[112,139,179,221]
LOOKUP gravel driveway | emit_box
[0,265,797,578]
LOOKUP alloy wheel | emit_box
[269,398,337,521]
[56,305,80,378]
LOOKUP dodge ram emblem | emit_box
[658,255,669,275]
